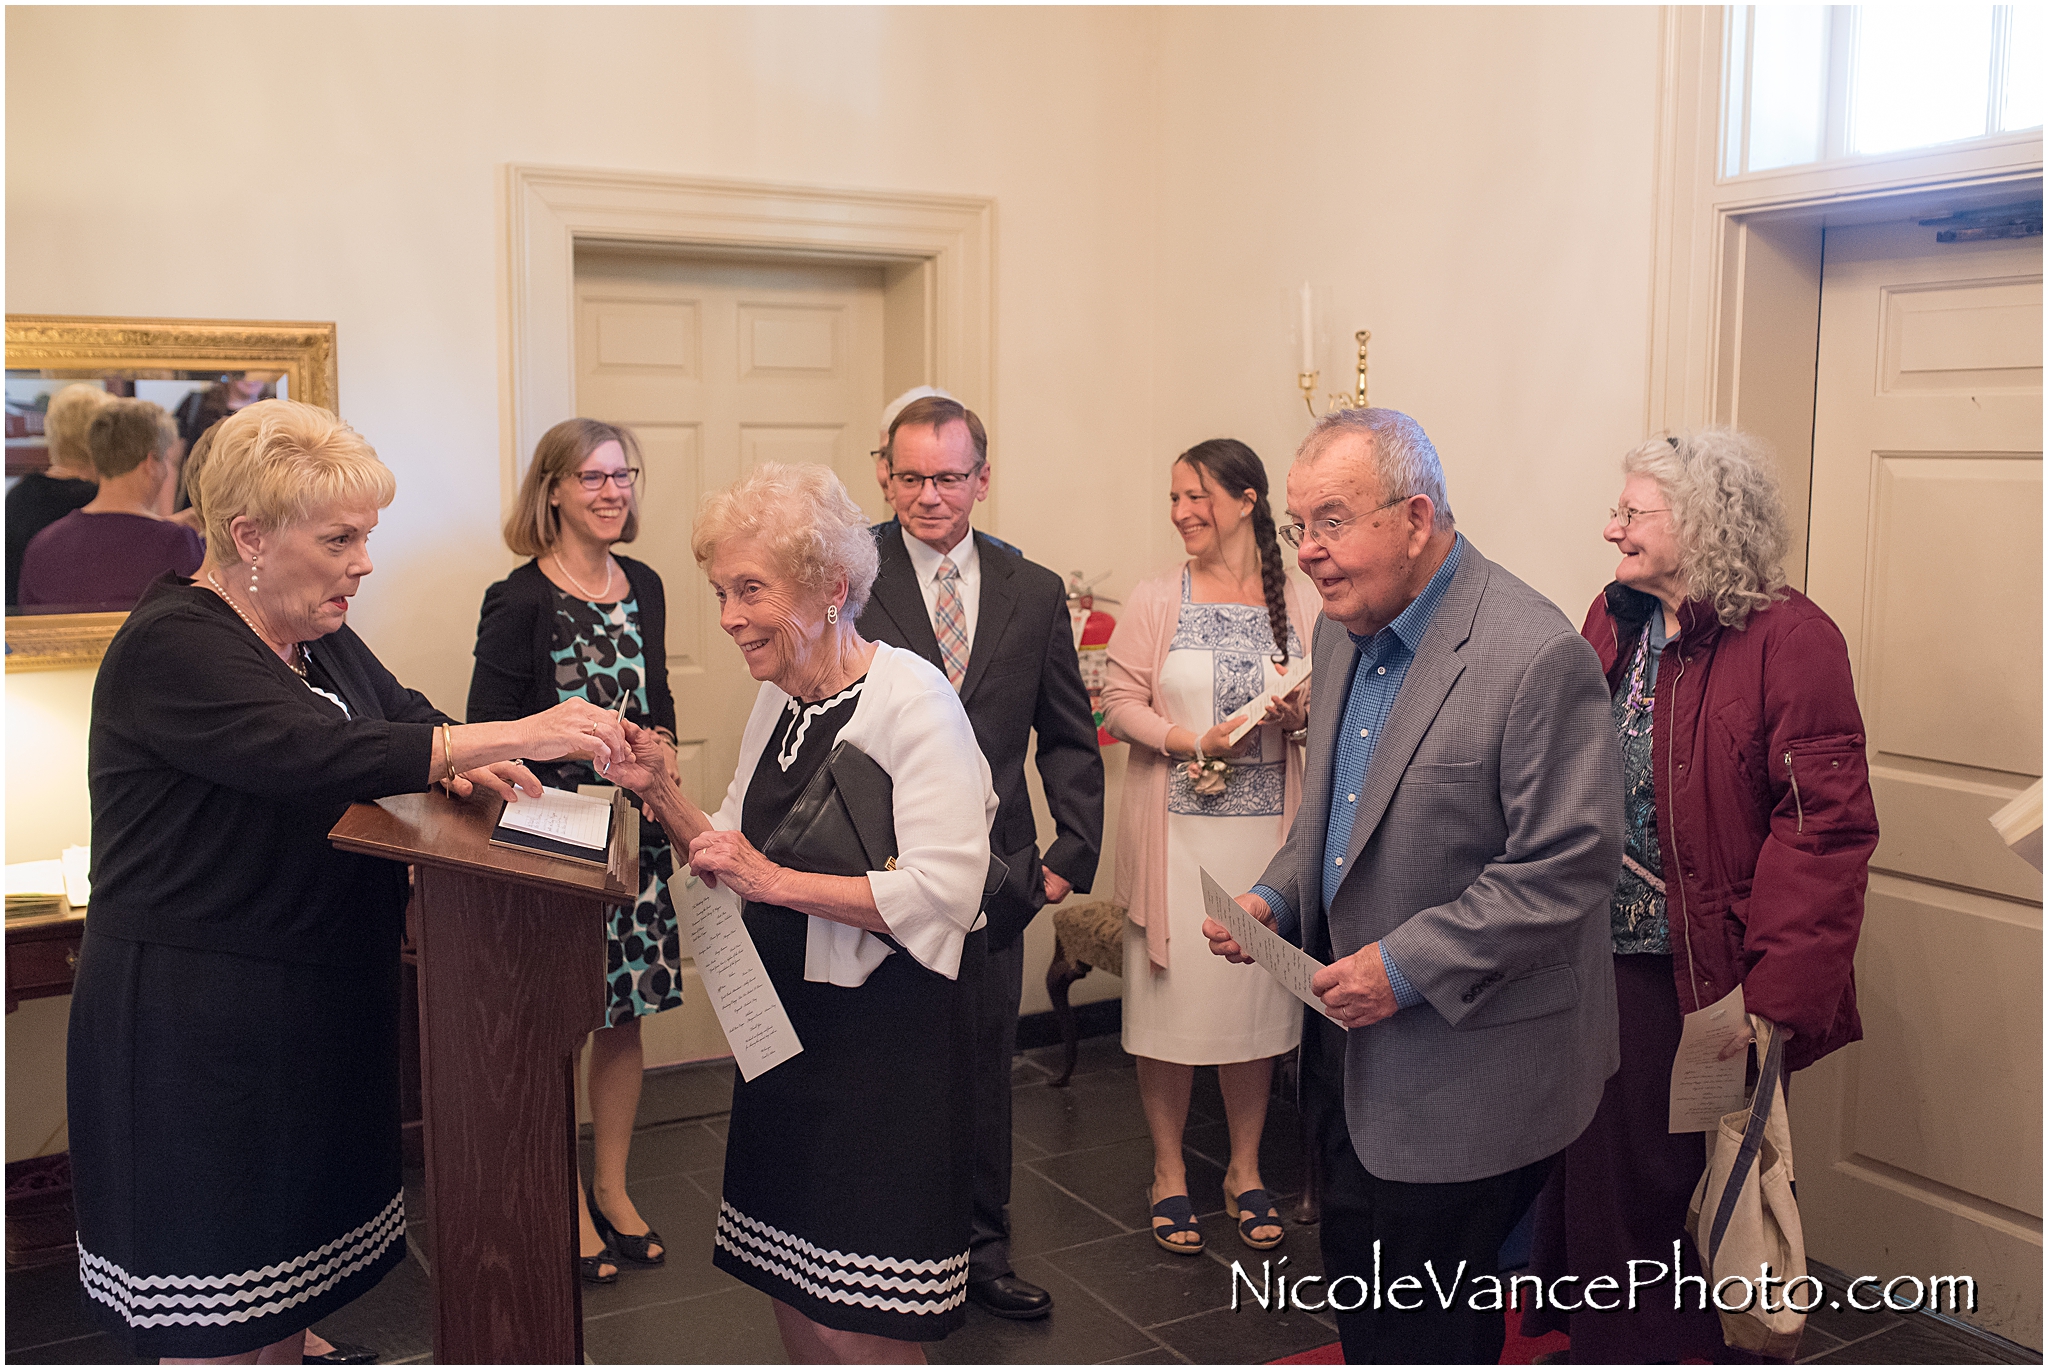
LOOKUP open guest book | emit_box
[489,786,620,867]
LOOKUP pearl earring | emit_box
[249,559,260,595]
[826,604,839,625]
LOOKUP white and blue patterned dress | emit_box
[1122,569,1305,1065]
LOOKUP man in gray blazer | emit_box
[1207,408,1621,1364]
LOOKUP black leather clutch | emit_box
[762,740,896,878]
[760,739,1008,909]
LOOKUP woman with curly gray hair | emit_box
[1526,429,1878,1361]
[603,461,998,1361]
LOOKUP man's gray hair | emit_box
[1296,407,1455,532]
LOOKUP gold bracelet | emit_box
[442,722,458,784]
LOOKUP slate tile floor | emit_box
[7,1035,2036,1364]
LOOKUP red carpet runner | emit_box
[1269,1307,1569,1364]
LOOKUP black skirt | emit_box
[1524,954,1734,1363]
[66,930,406,1358]
[712,903,984,1341]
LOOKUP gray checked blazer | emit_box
[1256,536,1623,1185]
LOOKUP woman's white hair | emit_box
[692,462,880,618]
[1624,427,1789,629]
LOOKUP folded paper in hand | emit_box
[1225,659,1314,746]
[1199,867,1338,1022]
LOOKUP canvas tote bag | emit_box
[1685,1014,1807,1360]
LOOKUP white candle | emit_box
[1299,283,1315,374]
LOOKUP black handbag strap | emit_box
[1706,1020,1787,1265]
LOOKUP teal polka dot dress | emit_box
[543,588,683,1027]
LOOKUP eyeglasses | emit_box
[570,468,641,491]
[887,463,983,495]
[1279,495,1412,549]
[1608,505,1669,530]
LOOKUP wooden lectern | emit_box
[331,789,638,1365]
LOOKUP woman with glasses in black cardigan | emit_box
[467,418,680,1285]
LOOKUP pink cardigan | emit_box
[1102,567,1317,970]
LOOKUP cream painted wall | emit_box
[3,669,95,1159]
[6,8,1663,1099]
[1141,6,1663,611]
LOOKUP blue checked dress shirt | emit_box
[1252,536,1464,1013]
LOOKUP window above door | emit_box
[1724,5,2042,178]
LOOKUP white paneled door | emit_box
[1798,216,2042,1345]
[574,248,886,1066]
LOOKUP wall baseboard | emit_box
[1016,999,1121,1052]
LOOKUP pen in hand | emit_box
[598,691,630,777]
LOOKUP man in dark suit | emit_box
[857,394,1104,1320]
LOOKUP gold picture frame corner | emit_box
[4,314,338,412]
[4,611,127,674]
[3,314,340,671]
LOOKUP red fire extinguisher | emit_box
[1066,572,1120,747]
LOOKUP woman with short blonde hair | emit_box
[195,400,397,558]
[468,416,678,1285]
[70,399,628,1363]
[607,460,995,1361]
[5,382,113,604]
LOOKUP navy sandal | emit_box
[1226,1188,1285,1251]
[1148,1187,1205,1256]
[580,1244,618,1285]
[589,1186,666,1267]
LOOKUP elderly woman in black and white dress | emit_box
[605,461,996,1363]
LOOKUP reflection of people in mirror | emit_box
[166,421,218,535]
[17,398,202,612]
[4,381,110,606]
[173,370,277,453]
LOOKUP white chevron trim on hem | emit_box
[717,1201,969,1279]
[716,1201,968,1316]
[78,1192,403,1329]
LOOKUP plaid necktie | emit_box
[933,557,970,691]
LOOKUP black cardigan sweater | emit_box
[465,555,676,735]
[87,576,446,967]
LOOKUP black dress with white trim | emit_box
[68,578,435,1357]
[712,680,984,1341]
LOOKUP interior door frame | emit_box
[1647,6,2042,589]
[502,164,995,521]
[1648,7,2045,1342]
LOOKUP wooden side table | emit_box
[6,908,86,1014]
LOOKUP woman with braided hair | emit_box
[1103,438,1318,1257]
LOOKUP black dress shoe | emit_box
[967,1274,1053,1320]
[305,1340,380,1365]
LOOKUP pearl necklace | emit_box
[207,572,307,678]
[553,552,626,626]
[553,551,614,601]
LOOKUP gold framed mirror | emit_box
[5,316,337,672]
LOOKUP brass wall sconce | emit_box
[1298,329,1372,418]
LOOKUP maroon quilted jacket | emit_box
[1581,583,1877,1072]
